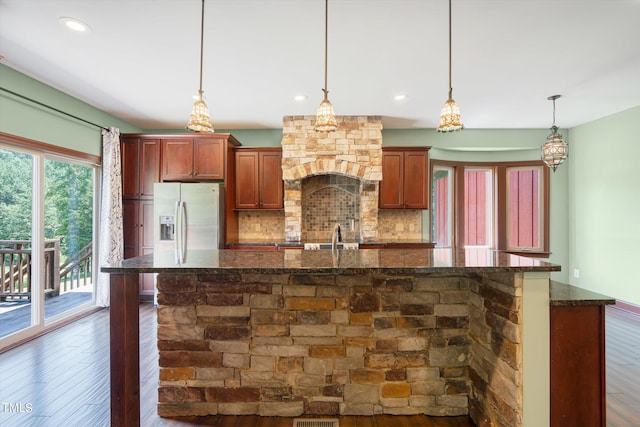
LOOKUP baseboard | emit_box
[614,300,640,316]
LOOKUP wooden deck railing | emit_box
[0,240,92,301]
[59,243,92,293]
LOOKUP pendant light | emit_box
[187,0,214,133]
[541,95,568,172]
[437,0,463,132]
[314,0,338,132]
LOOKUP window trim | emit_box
[430,159,550,256]
[0,131,101,165]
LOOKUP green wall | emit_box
[569,105,640,305]
[0,64,140,156]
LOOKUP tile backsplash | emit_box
[377,209,424,240]
[237,211,285,242]
[301,174,361,242]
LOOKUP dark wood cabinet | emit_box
[161,138,224,181]
[121,200,155,296]
[379,147,429,209]
[121,137,160,200]
[234,148,283,209]
[121,137,161,296]
[122,200,139,259]
[550,282,614,427]
[550,304,607,426]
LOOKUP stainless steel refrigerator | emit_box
[153,182,224,266]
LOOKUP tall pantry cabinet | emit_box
[120,136,160,297]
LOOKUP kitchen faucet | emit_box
[331,223,342,251]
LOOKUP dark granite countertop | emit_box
[101,247,560,274]
[550,281,615,306]
[227,239,436,248]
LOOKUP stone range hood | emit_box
[281,116,383,242]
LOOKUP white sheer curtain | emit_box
[96,127,123,307]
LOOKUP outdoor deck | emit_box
[1,239,93,339]
[0,288,93,339]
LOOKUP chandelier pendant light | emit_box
[314,0,338,132]
[187,0,214,133]
[437,0,463,132]
[541,95,568,172]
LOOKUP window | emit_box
[506,166,545,252]
[432,166,452,247]
[431,160,549,255]
[464,168,493,247]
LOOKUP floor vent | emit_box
[292,419,339,427]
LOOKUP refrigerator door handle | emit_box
[174,201,181,264]
[179,200,187,264]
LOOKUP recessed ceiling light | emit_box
[59,17,91,33]
[394,94,408,101]
[294,94,308,101]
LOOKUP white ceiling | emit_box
[2,0,640,131]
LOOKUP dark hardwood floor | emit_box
[606,306,640,426]
[1,302,638,426]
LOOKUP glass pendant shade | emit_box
[437,95,464,132]
[187,91,214,133]
[541,125,568,172]
[315,93,338,132]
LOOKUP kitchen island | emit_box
[102,248,560,426]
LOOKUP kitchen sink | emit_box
[303,242,359,250]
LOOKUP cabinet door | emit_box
[122,200,139,259]
[139,201,156,296]
[379,151,404,208]
[161,139,194,180]
[139,139,160,199]
[193,138,224,179]
[235,151,260,209]
[259,151,283,209]
[402,151,429,209]
[551,305,607,425]
[121,138,140,199]
[139,200,155,250]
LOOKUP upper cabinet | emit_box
[121,137,161,200]
[379,147,430,209]
[161,137,225,181]
[235,148,283,209]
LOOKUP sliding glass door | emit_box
[0,147,34,339]
[0,145,97,345]
[43,158,95,321]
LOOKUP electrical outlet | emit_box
[573,268,580,278]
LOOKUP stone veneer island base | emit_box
[103,249,559,427]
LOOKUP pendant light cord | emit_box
[323,0,329,100]
[448,0,452,99]
[198,0,205,95]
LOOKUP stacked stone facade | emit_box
[155,271,524,424]
[281,116,383,242]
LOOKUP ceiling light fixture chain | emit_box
[187,0,214,133]
[437,0,463,133]
[314,0,338,132]
[541,94,568,172]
